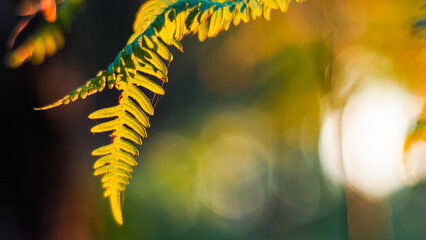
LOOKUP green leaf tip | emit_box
[34,71,112,111]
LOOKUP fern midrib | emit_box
[107,75,139,225]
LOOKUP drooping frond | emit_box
[36,0,305,225]
[5,0,83,68]
[89,73,164,225]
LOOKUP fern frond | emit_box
[131,0,176,39]
[34,70,112,110]
[88,72,163,224]
[37,0,305,224]
[5,0,83,68]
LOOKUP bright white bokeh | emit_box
[319,81,423,199]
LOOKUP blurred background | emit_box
[1,0,426,239]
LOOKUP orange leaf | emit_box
[40,0,56,22]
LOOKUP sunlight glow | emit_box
[319,81,423,198]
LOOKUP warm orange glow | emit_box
[41,0,57,22]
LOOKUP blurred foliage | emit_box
[5,0,83,67]
[404,3,426,170]
[413,4,426,42]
